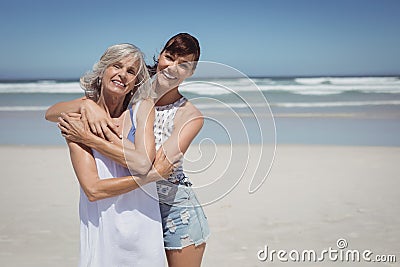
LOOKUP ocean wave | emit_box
[195,100,400,109]
[37,80,58,84]
[195,102,267,109]
[180,82,230,95]
[269,84,400,95]
[295,77,400,85]
[0,106,49,111]
[1,99,400,112]
[181,83,400,96]
[294,77,330,85]
[328,77,400,85]
[0,82,81,93]
[1,77,400,96]
[273,100,400,108]
[248,78,276,85]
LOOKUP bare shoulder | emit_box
[137,98,155,112]
[135,98,155,121]
[175,100,204,127]
[141,98,155,108]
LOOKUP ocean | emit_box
[1,76,400,146]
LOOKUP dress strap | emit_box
[130,100,141,127]
[127,101,141,143]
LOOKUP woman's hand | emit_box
[153,148,175,178]
[143,148,182,183]
[58,108,92,144]
[81,99,119,139]
[59,107,122,146]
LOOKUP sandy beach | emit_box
[0,144,399,267]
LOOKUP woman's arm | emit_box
[45,97,85,122]
[160,102,204,161]
[59,99,156,175]
[68,140,173,202]
[45,97,118,138]
[124,98,156,174]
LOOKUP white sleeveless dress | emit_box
[78,102,165,267]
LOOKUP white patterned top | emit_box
[154,96,191,186]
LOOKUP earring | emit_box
[97,77,102,87]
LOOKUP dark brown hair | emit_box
[148,33,200,76]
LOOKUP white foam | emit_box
[328,77,400,85]
[0,106,49,111]
[295,77,330,85]
[192,100,400,110]
[179,77,400,96]
[1,77,400,96]
[274,100,400,108]
[0,82,81,93]
[180,83,229,95]
[1,100,399,112]
[195,102,266,110]
[296,77,400,86]
[259,83,400,95]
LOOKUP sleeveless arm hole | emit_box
[127,101,141,143]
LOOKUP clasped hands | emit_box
[57,101,177,180]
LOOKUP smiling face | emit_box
[155,51,195,92]
[101,55,139,98]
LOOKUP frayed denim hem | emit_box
[164,233,210,251]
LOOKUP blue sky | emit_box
[0,0,399,79]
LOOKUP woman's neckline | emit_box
[155,96,187,111]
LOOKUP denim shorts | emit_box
[157,180,210,250]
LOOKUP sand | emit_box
[0,144,399,267]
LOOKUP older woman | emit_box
[46,43,173,266]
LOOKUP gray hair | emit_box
[80,43,154,108]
